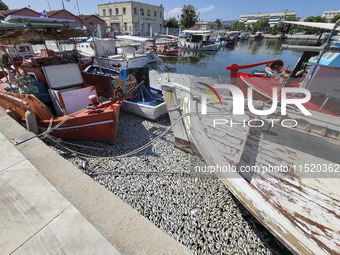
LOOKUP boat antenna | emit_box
[46,0,52,11]
[75,0,81,15]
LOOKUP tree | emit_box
[0,0,8,10]
[285,16,299,21]
[224,24,231,30]
[330,15,340,23]
[180,5,198,29]
[167,17,179,28]
[304,15,326,34]
[304,15,326,23]
[215,18,222,29]
[254,18,270,32]
[231,21,246,31]
[270,24,278,35]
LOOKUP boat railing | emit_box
[226,59,282,85]
[281,44,340,53]
[284,91,340,113]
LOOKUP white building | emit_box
[240,11,297,26]
[194,22,218,30]
[322,10,340,22]
[98,1,164,36]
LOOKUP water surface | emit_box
[150,39,314,83]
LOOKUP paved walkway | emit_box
[0,132,121,255]
[0,111,192,255]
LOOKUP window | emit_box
[134,8,137,15]
[103,9,106,16]
[109,9,112,16]
[147,9,150,16]
[135,23,138,32]
[160,11,162,18]
[140,8,144,16]
[124,23,127,31]
[27,72,37,81]
[89,22,93,26]
[154,11,156,17]
[18,46,31,53]
[123,7,126,14]
[115,8,119,15]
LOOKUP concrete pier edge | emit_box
[0,111,192,255]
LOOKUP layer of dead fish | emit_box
[51,72,291,255]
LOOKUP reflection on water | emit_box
[149,39,314,83]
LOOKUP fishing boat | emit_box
[152,44,181,57]
[161,21,340,254]
[0,17,137,144]
[116,35,160,64]
[151,35,182,57]
[239,31,250,40]
[3,42,94,71]
[82,65,167,120]
[77,36,159,68]
[180,30,219,51]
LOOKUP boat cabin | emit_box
[7,44,37,61]
[21,59,97,116]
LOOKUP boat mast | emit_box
[75,0,81,15]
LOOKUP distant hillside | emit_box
[222,20,238,25]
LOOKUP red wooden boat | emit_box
[226,58,340,116]
[0,60,134,144]
[149,44,181,57]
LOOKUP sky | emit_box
[4,0,340,21]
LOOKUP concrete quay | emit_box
[0,111,192,255]
[249,34,340,40]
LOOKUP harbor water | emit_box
[150,38,313,83]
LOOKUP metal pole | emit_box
[304,20,340,89]
[92,37,103,74]
[97,24,102,38]
[75,0,81,15]
[46,0,52,11]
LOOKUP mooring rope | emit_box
[43,114,185,160]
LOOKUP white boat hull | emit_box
[161,82,340,255]
[95,52,158,69]
[121,100,167,120]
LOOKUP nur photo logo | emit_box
[196,82,312,128]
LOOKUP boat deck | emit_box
[240,74,340,116]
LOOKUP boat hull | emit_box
[121,99,167,120]
[161,82,340,255]
[0,84,121,144]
